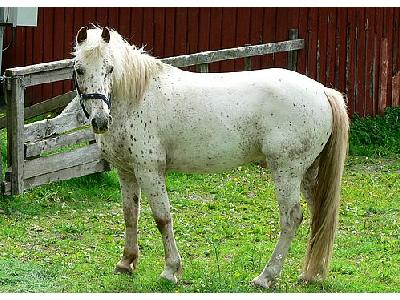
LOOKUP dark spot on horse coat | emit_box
[155,218,171,232]
[132,194,139,204]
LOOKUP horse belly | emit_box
[165,135,264,173]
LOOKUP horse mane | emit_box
[73,26,165,102]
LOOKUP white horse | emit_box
[72,26,349,288]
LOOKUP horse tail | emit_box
[302,88,349,281]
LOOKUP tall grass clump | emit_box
[349,107,400,157]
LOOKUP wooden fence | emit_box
[1,32,303,196]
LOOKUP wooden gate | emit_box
[1,31,303,196]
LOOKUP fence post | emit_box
[244,57,252,71]
[196,63,209,73]
[6,76,25,195]
[287,28,299,71]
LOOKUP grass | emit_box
[0,109,399,292]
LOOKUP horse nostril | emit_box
[108,115,113,125]
[91,118,98,128]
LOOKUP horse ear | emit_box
[101,27,110,43]
[76,26,87,44]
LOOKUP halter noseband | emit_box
[72,69,112,119]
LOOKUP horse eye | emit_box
[76,68,84,76]
[109,66,114,74]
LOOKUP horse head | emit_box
[73,26,114,134]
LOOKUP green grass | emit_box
[0,108,399,292]
[0,158,399,292]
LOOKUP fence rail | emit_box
[1,31,303,196]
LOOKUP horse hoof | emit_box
[251,276,274,289]
[297,274,308,284]
[160,270,178,284]
[114,264,133,275]
[298,272,321,284]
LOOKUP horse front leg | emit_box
[252,170,303,288]
[115,170,141,274]
[136,168,182,283]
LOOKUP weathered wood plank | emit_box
[0,91,76,129]
[161,39,304,67]
[1,181,11,196]
[306,8,318,79]
[356,8,366,116]
[287,29,299,71]
[385,8,394,108]
[5,59,73,77]
[25,90,76,119]
[25,127,95,158]
[365,8,376,116]
[392,72,400,107]
[374,8,384,116]
[24,159,110,191]
[24,143,102,179]
[379,38,389,115]
[7,77,25,195]
[21,67,73,87]
[347,8,357,117]
[326,9,337,88]
[4,40,304,83]
[6,81,12,167]
[337,8,348,92]
[24,96,88,143]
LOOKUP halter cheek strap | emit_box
[72,70,112,119]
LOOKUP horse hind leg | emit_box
[301,158,319,217]
[252,168,304,288]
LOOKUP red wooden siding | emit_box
[2,7,400,117]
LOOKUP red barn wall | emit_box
[2,7,400,117]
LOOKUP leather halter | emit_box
[72,69,112,119]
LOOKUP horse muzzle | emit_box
[91,115,113,134]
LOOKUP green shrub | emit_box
[349,107,400,157]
